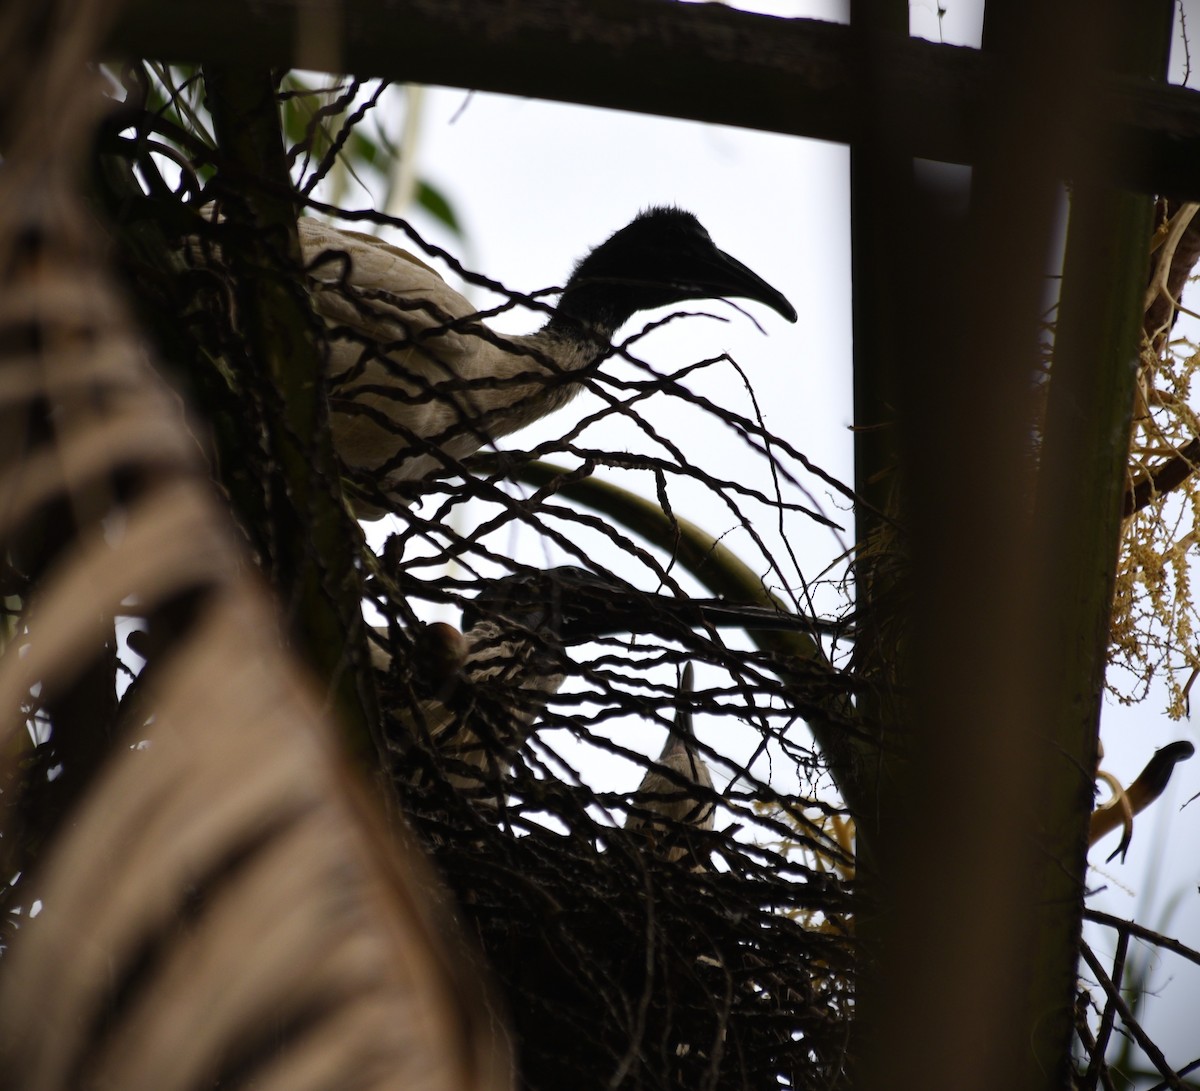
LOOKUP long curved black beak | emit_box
[692,247,798,324]
[673,662,696,741]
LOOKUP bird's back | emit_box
[301,222,480,495]
[626,692,716,864]
[629,736,715,827]
[300,220,590,515]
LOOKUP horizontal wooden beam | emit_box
[107,0,1200,198]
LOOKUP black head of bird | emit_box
[549,206,798,337]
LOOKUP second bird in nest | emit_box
[624,662,717,865]
[374,566,809,805]
[301,207,797,517]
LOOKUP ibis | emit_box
[301,208,797,517]
[624,663,716,864]
[373,565,813,801]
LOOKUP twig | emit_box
[1080,941,1184,1090]
[1075,990,1120,1091]
[1124,437,1200,516]
[1085,909,1200,969]
[1144,1054,1200,1091]
[1082,931,1129,1091]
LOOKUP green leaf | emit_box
[416,180,463,238]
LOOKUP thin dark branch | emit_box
[1080,941,1184,1091]
[1085,909,1200,969]
[1145,1055,1200,1091]
[1082,931,1129,1091]
[1075,991,1120,1091]
[1124,438,1200,516]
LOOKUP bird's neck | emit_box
[519,325,607,385]
[544,281,641,343]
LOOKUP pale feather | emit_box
[626,728,716,863]
[372,621,564,795]
[300,221,595,515]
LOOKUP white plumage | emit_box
[303,221,589,516]
[624,664,716,863]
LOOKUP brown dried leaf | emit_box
[0,2,511,1087]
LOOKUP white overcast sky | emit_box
[340,0,1200,1069]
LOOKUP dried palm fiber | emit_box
[0,3,511,1089]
